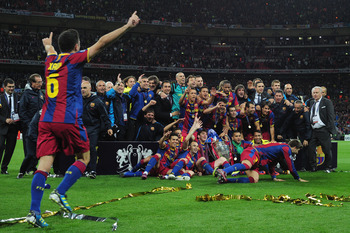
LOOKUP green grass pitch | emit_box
[1,140,350,232]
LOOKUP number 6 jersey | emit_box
[41,49,90,124]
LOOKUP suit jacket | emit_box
[0,92,20,135]
[247,89,272,105]
[308,97,336,134]
[154,94,173,126]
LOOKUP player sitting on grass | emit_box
[195,129,230,175]
[157,115,203,180]
[121,121,184,179]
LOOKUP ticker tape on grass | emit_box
[0,183,192,226]
[196,193,350,207]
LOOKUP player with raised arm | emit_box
[26,12,140,228]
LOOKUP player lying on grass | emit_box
[215,139,308,184]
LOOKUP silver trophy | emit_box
[213,140,231,160]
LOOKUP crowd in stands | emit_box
[2,0,350,26]
[1,30,349,70]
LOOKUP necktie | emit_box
[258,94,261,104]
[168,96,172,105]
[311,101,317,119]
[8,94,12,112]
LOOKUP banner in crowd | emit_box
[54,12,74,18]
[97,141,159,175]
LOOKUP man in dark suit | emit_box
[0,78,20,174]
[247,80,272,111]
[307,86,337,173]
[154,80,180,126]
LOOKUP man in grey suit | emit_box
[0,78,20,174]
[307,86,336,173]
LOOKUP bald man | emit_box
[82,81,113,178]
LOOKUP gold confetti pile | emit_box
[196,193,349,207]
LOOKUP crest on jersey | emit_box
[90,103,95,107]
[316,146,325,166]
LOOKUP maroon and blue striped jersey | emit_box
[255,143,299,180]
[41,49,90,124]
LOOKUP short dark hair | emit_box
[232,130,241,135]
[169,132,179,139]
[260,101,270,109]
[29,73,41,85]
[189,139,198,146]
[3,78,15,87]
[200,86,209,91]
[227,105,236,112]
[254,81,264,87]
[252,78,263,84]
[197,128,207,135]
[161,80,171,87]
[253,130,262,135]
[144,108,155,115]
[275,89,284,95]
[245,101,255,108]
[58,29,80,53]
[173,127,181,132]
[82,76,91,83]
[217,98,228,104]
[288,139,303,149]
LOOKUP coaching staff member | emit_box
[17,74,44,177]
[0,78,20,174]
[82,80,113,178]
[307,86,336,173]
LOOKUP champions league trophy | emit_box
[213,140,231,160]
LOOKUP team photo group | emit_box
[0,11,339,229]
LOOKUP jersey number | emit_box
[47,73,59,98]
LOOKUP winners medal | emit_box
[214,125,217,128]
[248,125,251,129]
[144,100,147,104]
